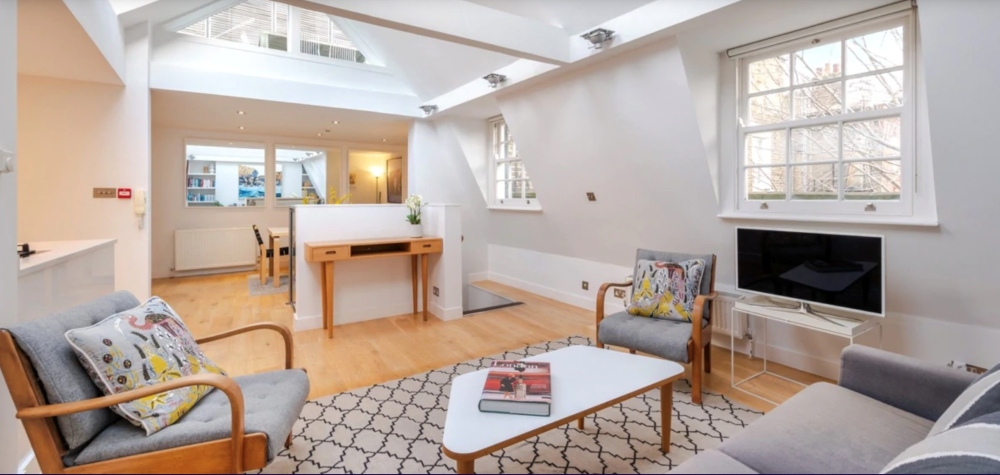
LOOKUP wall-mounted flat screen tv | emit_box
[736,228,884,317]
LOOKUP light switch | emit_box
[93,188,117,198]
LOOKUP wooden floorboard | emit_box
[152,272,831,413]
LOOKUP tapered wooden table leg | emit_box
[456,458,475,474]
[661,381,673,453]
[411,255,419,314]
[325,261,334,339]
[321,264,328,330]
[577,417,585,430]
[421,254,429,321]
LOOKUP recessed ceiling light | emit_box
[317,133,323,136]
[382,139,387,142]
[228,142,233,145]
[239,126,245,130]
[332,121,340,124]
[238,111,245,115]
[325,129,331,133]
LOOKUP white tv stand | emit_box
[730,296,882,405]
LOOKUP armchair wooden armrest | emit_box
[596,281,633,325]
[690,291,719,331]
[197,322,294,370]
[17,373,248,472]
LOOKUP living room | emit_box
[2,0,999,474]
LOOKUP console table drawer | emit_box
[413,240,442,254]
[308,245,350,262]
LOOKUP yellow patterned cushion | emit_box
[626,259,706,322]
[65,297,226,435]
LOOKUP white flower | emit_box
[405,194,424,211]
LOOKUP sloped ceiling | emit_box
[465,0,656,34]
[345,19,520,102]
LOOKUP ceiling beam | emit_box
[285,0,572,65]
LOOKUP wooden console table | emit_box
[304,237,444,339]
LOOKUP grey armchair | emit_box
[0,291,309,474]
[596,249,717,404]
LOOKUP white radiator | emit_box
[711,293,746,337]
[174,228,258,272]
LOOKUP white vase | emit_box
[409,223,423,238]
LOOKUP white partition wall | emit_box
[293,204,463,331]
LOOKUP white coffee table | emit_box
[442,345,684,474]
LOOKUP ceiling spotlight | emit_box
[419,105,438,116]
[332,120,340,124]
[238,110,245,115]
[317,133,323,136]
[382,139,387,142]
[483,73,507,88]
[238,126,245,130]
[581,28,615,49]
[228,142,233,145]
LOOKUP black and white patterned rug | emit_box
[257,336,762,474]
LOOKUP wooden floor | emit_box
[152,272,830,413]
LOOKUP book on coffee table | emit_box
[478,360,552,416]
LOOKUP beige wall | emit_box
[152,127,406,278]
[348,150,395,204]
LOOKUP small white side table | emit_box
[730,299,882,405]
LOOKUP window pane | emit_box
[794,42,842,85]
[275,146,329,207]
[524,180,536,199]
[186,144,265,207]
[208,0,286,49]
[179,19,207,37]
[496,181,509,200]
[746,166,786,200]
[794,82,842,119]
[844,160,901,200]
[510,180,524,199]
[791,164,839,200]
[846,71,903,112]
[508,160,527,180]
[496,163,508,181]
[745,130,787,166]
[299,9,364,62]
[749,91,791,125]
[846,26,903,75]
[748,55,790,93]
[791,125,839,163]
[843,117,901,159]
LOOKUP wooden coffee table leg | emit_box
[577,417,584,430]
[661,381,673,453]
[456,458,475,474]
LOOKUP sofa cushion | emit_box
[598,311,707,363]
[882,412,1000,474]
[627,259,706,322]
[65,297,227,435]
[5,291,141,450]
[66,369,309,466]
[718,383,932,474]
[929,369,1000,437]
[671,449,758,474]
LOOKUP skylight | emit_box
[178,0,367,64]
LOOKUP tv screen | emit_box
[736,228,884,316]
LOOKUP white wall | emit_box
[17,23,152,300]
[0,2,20,472]
[292,204,463,331]
[408,119,490,282]
[63,0,126,82]
[151,126,406,278]
[466,6,1000,376]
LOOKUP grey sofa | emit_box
[673,345,990,474]
[0,291,309,473]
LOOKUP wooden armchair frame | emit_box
[595,257,717,404]
[0,322,294,474]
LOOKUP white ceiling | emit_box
[152,90,413,145]
[464,0,656,35]
[18,0,122,85]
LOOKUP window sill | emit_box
[717,212,938,227]
[487,205,543,213]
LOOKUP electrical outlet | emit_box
[613,288,626,299]
[586,192,596,201]
[433,286,440,297]
[93,187,117,198]
[581,281,589,291]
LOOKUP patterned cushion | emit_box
[626,259,705,322]
[64,297,226,435]
[928,369,1000,437]
[882,412,1000,473]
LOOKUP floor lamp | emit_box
[370,166,383,204]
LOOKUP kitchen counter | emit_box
[19,239,116,277]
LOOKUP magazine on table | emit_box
[478,360,552,417]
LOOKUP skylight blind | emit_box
[299,9,356,50]
[207,0,287,45]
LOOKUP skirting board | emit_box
[488,271,626,316]
[467,272,489,283]
[293,302,463,332]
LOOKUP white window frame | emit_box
[735,12,916,217]
[488,117,539,210]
